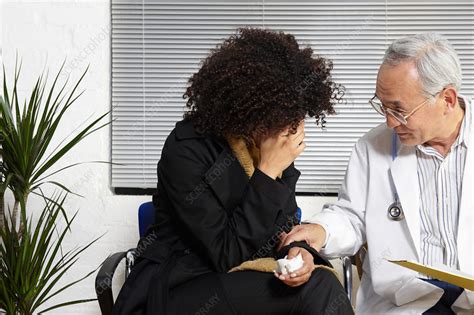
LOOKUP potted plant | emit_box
[0,60,108,314]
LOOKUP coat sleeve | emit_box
[309,139,368,258]
[159,139,298,272]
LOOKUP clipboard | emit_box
[388,259,474,291]
[387,259,474,291]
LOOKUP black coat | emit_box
[113,119,328,314]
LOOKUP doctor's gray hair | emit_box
[382,33,462,97]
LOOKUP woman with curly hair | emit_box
[113,28,353,315]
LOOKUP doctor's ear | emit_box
[441,87,458,112]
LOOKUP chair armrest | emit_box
[341,256,353,303]
[95,251,128,315]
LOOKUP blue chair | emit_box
[95,201,155,315]
[296,206,302,223]
[138,201,155,238]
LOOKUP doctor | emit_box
[280,33,474,314]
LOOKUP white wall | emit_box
[0,1,336,313]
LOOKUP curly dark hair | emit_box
[183,27,343,140]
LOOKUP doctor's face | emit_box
[375,62,444,146]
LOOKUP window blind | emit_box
[111,0,474,193]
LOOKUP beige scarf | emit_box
[225,137,336,277]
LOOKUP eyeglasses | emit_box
[369,90,442,125]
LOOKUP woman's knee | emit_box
[310,268,341,290]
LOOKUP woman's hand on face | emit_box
[274,246,315,287]
[257,120,305,179]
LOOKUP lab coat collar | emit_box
[457,96,474,275]
[459,95,471,148]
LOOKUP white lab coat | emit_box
[310,97,474,314]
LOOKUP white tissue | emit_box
[276,253,304,275]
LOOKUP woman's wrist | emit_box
[257,163,280,180]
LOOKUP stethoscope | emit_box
[388,131,405,221]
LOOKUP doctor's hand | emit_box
[274,247,315,287]
[278,224,327,252]
[257,120,305,180]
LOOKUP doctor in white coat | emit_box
[279,33,474,314]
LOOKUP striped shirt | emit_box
[416,97,470,269]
